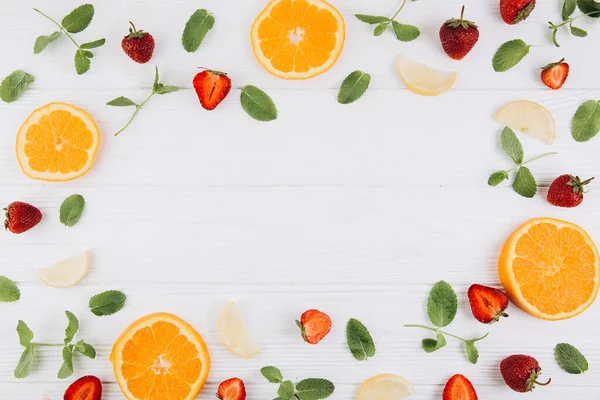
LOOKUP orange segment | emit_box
[16,102,100,181]
[111,313,210,400]
[251,0,345,79]
[499,218,600,320]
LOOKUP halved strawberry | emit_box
[541,59,569,90]
[296,309,332,345]
[443,374,478,400]
[192,68,232,110]
[63,375,102,400]
[217,377,246,400]
[468,284,509,324]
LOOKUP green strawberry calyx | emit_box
[445,6,478,29]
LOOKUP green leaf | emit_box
[296,378,335,400]
[492,39,531,72]
[355,14,391,24]
[155,85,179,95]
[14,346,34,379]
[0,276,20,302]
[73,340,96,359]
[571,100,600,142]
[555,343,589,374]
[500,127,524,164]
[513,166,537,198]
[552,28,560,47]
[16,320,34,347]
[34,31,60,54]
[346,318,376,361]
[577,0,600,17]
[153,66,160,92]
[278,381,295,400]
[422,332,447,353]
[63,311,79,344]
[57,346,73,379]
[0,70,34,103]
[107,96,137,107]
[373,22,389,36]
[427,281,457,328]
[488,171,509,186]
[466,341,479,364]
[240,85,278,122]
[182,9,215,52]
[89,290,127,316]
[60,194,85,227]
[338,71,371,105]
[563,0,577,19]
[391,21,420,42]
[74,50,91,75]
[261,366,284,383]
[61,4,95,33]
[570,25,588,37]
[80,38,105,49]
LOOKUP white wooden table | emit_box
[1,0,600,399]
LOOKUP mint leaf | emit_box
[155,85,179,95]
[488,171,509,186]
[492,39,531,72]
[355,14,390,24]
[338,71,371,104]
[57,346,73,379]
[0,276,20,302]
[296,378,335,400]
[513,166,537,198]
[80,38,105,49]
[555,343,588,374]
[241,85,278,122]
[74,50,91,75]
[153,66,160,92]
[278,381,295,400]
[63,311,79,344]
[261,366,284,383]
[346,318,376,361]
[571,100,600,142]
[14,346,34,379]
[182,9,215,52]
[0,70,34,103]
[60,194,85,227]
[577,0,600,16]
[466,341,479,364]
[107,96,137,107]
[422,332,446,353]
[61,4,94,33]
[570,25,588,37]
[501,127,524,164]
[34,32,60,54]
[89,290,126,316]
[16,320,34,347]
[563,0,577,19]
[427,280,457,327]
[373,22,389,36]
[392,21,420,42]
[73,340,96,359]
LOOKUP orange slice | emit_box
[251,0,345,80]
[499,218,600,320]
[16,102,100,181]
[110,313,211,400]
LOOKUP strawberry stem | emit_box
[129,21,138,33]
[534,378,552,386]
[460,5,465,20]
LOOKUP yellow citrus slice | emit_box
[251,0,345,80]
[36,251,89,288]
[499,218,600,320]
[218,302,260,359]
[397,55,457,96]
[16,102,100,181]
[495,100,556,144]
[110,312,210,400]
[356,374,416,400]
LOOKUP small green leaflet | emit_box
[422,332,446,353]
[392,21,420,42]
[570,25,588,37]
[73,340,96,359]
[346,318,376,361]
[89,290,127,316]
[577,0,600,16]
[563,0,577,19]
[60,194,85,227]
[295,378,335,400]
[426,280,457,328]
[107,96,137,107]
[74,50,91,75]
[57,346,74,379]
[338,71,371,104]
[555,343,589,374]
[466,341,479,364]
[374,23,389,36]
[278,381,295,400]
[488,171,509,186]
[500,127,524,164]
[0,276,20,302]
[17,320,34,347]
[513,166,537,198]
[152,66,179,95]
[61,4,95,34]
[0,70,34,103]
[34,32,60,54]
[64,311,79,344]
[14,346,34,379]
[182,9,215,52]
[571,100,600,142]
[241,85,278,122]
[81,38,106,49]
[355,14,390,24]
[261,366,284,383]
[492,39,531,72]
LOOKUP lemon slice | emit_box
[218,302,260,359]
[37,252,89,288]
[495,100,556,144]
[356,374,416,400]
[397,56,457,96]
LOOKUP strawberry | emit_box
[541,59,569,90]
[217,377,246,400]
[296,309,332,345]
[63,375,102,400]
[439,6,479,60]
[547,174,593,208]
[443,374,478,400]
[500,355,551,393]
[121,22,155,64]
[4,201,42,234]
[468,284,509,324]
[192,68,232,111]
[500,0,536,24]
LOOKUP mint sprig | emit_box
[549,0,600,46]
[355,0,420,42]
[261,367,335,400]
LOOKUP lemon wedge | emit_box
[397,56,457,96]
[37,252,89,288]
[495,100,556,144]
[218,302,260,359]
[356,374,416,400]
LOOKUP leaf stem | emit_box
[390,0,409,20]
[31,342,63,347]
[33,8,81,50]
[404,324,488,343]
[114,92,154,137]
[522,152,557,165]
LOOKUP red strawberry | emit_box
[500,355,551,393]
[217,377,246,400]
[443,374,478,400]
[192,69,232,111]
[63,375,102,400]
[468,284,509,324]
[500,0,536,24]
[4,201,42,234]
[121,22,155,64]
[541,59,569,90]
[296,309,332,345]
[439,6,480,60]
[547,174,593,208]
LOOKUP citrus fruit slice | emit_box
[356,374,416,400]
[218,302,260,359]
[110,313,210,400]
[499,218,600,320]
[16,102,100,181]
[251,0,345,80]
[397,56,457,96]
[37,251,89,288]
[495,100,556,144]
